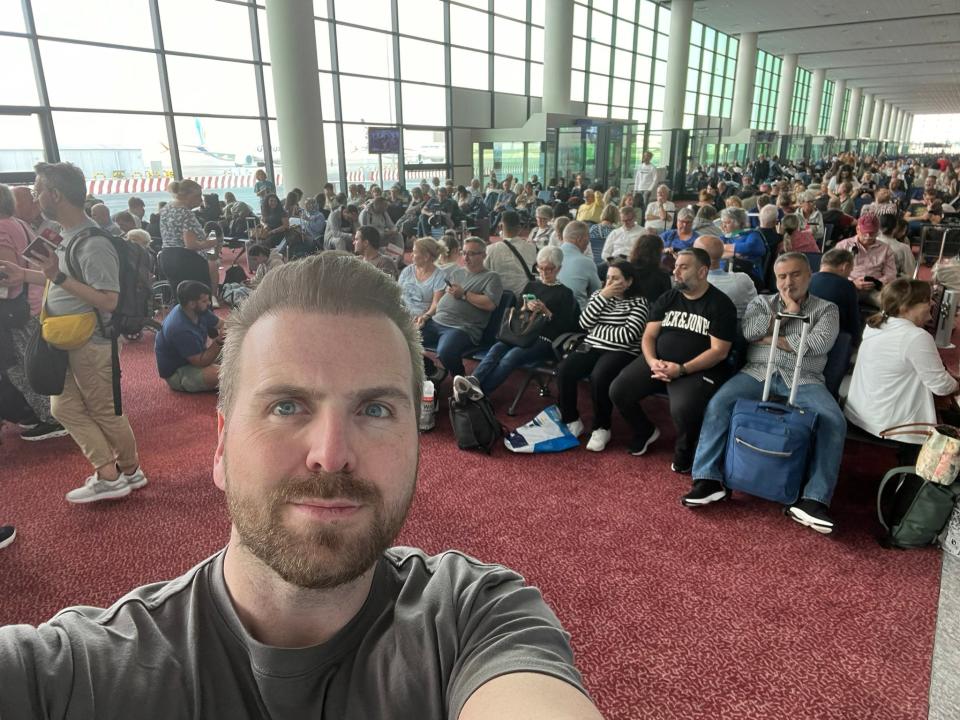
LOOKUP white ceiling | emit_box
[667,0,960,114]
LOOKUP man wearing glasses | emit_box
[418,237,502,381]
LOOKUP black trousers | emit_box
[610,356,726,465]
[557,347,635,430]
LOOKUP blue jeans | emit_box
[420,319,476,378]
[691,372,846,506]
[472,339,553,395]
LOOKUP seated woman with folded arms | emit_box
[845,279,959,465]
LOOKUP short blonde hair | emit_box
[413,236,441,261]
[126,229,151,247]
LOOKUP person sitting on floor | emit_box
[695,234,757,319]
[809,248,862,347]
[154,280,224,393]
[247,243,284,289]
[611,248,737,471]
[845,279,959,465]
[835,213,896,310]
[682,252,844,535]
[472,245,580,397]
[557,260,649,453]
[353,226,398,281]
[420,237,503,383]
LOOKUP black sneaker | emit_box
[787,499,835,535]
[20,421,70,442]
[17,415,40,430]
[681,479,730,507]
[627,427,660,456]
[670,461,692,474]
[0,525,15,550]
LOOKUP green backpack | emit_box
[877,466,960,549]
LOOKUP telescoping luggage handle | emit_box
[762,311,811,407]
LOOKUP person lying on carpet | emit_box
[0,253,603,720]
[682,252,844,535]
[154,280,224,394]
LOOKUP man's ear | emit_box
[213,412,227,492]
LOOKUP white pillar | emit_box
[774,53,797,136]
[730,32,757,136]
[543,0,574,114]
[805,68,826,136]
[871,98,884,140]
[891,108,901,144]
[880,102,892,140]
[905,114,914,145]
[859,93,873,138]
[662,0,693,130]
[829,79,846,138]
[265,0,327,191]
[846,86,862,138]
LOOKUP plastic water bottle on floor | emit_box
[419,380,436,432]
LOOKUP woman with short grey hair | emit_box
[798,189,824,244]
[470,243,580,395]
[719,206,766,281]
[529,204,555,248]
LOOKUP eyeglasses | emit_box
[463,250,485,257]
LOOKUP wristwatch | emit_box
[678,363,687,377]
[52,271,67,285]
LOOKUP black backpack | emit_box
[448,393,502,454]
[66,227,157,338]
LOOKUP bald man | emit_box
[89,203,123,236]
[12,185,63,244]
[695,234,757,319]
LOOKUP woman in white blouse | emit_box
[845,279,958,462]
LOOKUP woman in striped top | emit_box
[557,260,650,452]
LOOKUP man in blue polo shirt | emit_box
[155,280,224,392]
[557,221,602,309]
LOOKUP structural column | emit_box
[859,93,873,138]
[846,86,862,138]
[774,53,798,136]
[870,98,884,140]
[905,114,914,145]
[265,0,326,191]
[543,0,574,114]
[880,102,892,140]
[805,68,826,135]
[730,31,757,136]
[661,0,693,131]
[891,108,902,144]
[829,79,846,138]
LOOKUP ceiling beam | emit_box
[754,11,960,35]
[794,39,960,56]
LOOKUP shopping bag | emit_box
[504,405,579,454]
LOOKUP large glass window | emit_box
[0,37,40,105]
[0,116,45,171]
[402,83,448,126]
[398,0,445,42]
[334,0,391,31]
[0,0,25,32]
[819,79,835,135]
[751,50,781,131]
[159,0,254,61]
[33,0,154,47]
[339,76,397,123]
[683,21,737,130]
[404,129,447,166]
[790,67,811,133]
[398,38,446,85]
[337,26,395,79]
[167,56,258,116]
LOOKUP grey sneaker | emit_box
[65,474,132,504]
[119,467,148,490]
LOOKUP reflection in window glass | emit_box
[398,0,445,41]
[0,0,24,32]
[316,20,332,71]
[335,0,391,31]
[451,48,488,91]
[53,111,172,214]
[450,5,488,49]
[337,26,395,79]
[33,0,154,47]
[402,83,447,126]
[167,56,258,116]
[404,129,447,165]
[398,38,445,85]
[339,76,397,123]
[494,56,525,95]
[159,0,253,60]
[41,41,163,112]
[0,37,39,105]
[0,116,44,170]
[493,17,526,59]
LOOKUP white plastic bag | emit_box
[504,405,579,454]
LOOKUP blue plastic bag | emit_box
[504,405,579,454]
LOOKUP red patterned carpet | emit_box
[0,335,942,720]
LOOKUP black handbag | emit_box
[25,321,68,396]
[0,285,30,330]
[497,304,549,348]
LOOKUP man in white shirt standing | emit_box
[633,151,657,214]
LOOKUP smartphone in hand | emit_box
[23,236,58,265]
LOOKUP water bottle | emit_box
[419,380,436,432]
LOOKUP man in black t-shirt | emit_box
[611,248,737,471]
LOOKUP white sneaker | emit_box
[119,467,148,490]
[65,474,132,504]
[566,419,585,437]
[586,428,612,452]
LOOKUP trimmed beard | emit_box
[224,456,416,590]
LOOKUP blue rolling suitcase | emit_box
[723,311,818,504]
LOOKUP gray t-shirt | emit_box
[432,267,503,344]
[45,219,119,342]
[0,548,585,720]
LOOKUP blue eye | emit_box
[272,400,300,416]
[362,403,392,419]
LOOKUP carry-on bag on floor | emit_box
[723,311,818,504]
[877,466,960,549]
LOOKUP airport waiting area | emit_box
[2,1,960,719]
